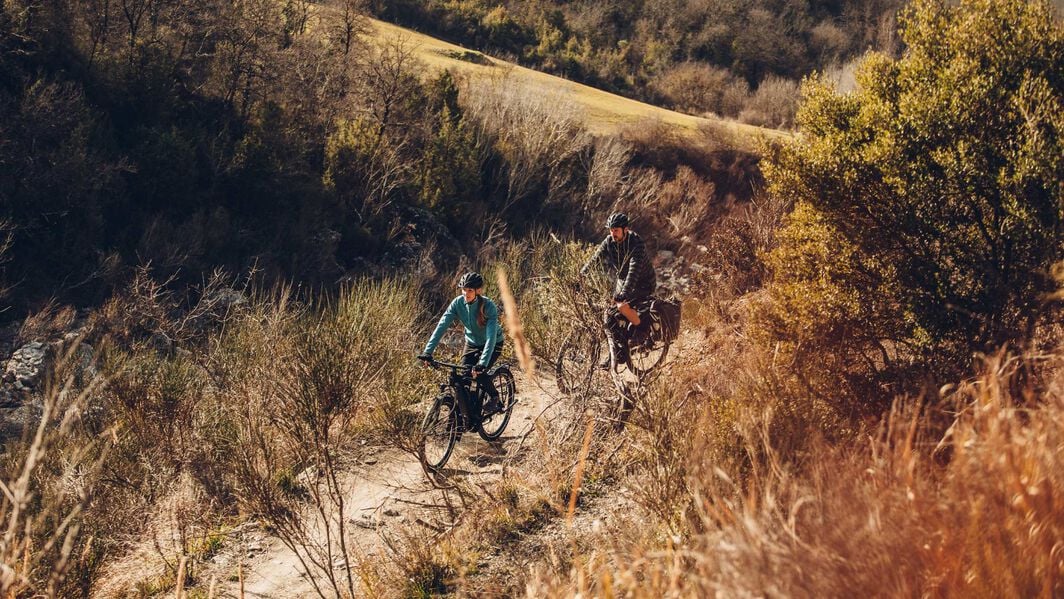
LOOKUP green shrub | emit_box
[416,106,482,228]
[762,0,1063,394]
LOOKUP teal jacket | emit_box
[423,295,504,367]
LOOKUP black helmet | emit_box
[458,271,484,289]
[606,212,629,228]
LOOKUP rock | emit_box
[0,399,43,440]
[245,541,264,558]
[362,457,378,466]
[655,250,676,267]
[210,288,247,311]
[383,508,400,517]
[351,516,376,530]
[294,465,318,488]
[73,342,96,383]
[185,287,248,335]
[3,342,51,391]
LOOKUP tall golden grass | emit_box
[526,349,1064,597]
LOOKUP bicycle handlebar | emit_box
[419,356,474,373]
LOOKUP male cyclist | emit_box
[418,272,505,427]
[580,212,657,370]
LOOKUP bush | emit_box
[719,78,751,118]
[416,105,483,230]
[651,62,730,116]
[738,76,800,129]
[761,0,1063,391]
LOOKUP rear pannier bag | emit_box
[653,298,681,342]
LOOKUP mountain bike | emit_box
[555,285,679,429]
[556,286,677,391]
[417,357,517,472]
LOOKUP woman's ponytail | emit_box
[477,295,487,328]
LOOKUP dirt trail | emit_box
[92,335,692,598]
[221,369,558,598]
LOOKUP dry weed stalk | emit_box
[0,343,111,597]
[496,269,534,377]
[566,417,595,526]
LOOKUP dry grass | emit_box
[0,341,112,596]
[525,348,1064,597]
[1,272,433,597]
[7,214,1061,598]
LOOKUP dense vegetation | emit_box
[761,0,1063,404]
[0,0,1061,597]
[3,0,702,314]
[371,0,905,125]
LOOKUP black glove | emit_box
[613,294,627,304]
[472,365,485,376]
[417,353,433,362]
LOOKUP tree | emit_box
[762,0,1063,390]
[416,105,480,229]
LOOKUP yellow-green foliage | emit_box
[416,105,481,225]
[763,0,1063,389]
[323,115,390,214]
[762,201,894,351]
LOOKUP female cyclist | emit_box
[418,272,505,421]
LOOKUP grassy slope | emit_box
[365,18,787,146]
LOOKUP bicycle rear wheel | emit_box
[556,328,601,395]
[420,395,459,471]
[479,367,516,441]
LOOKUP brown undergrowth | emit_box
[526,348,1064,597]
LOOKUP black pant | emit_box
[460,342,503,420]
[603,298,651,365]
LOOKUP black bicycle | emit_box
[556,287,678,393]
[417,357,517,472]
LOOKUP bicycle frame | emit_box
[573,285,668,372]
[423,358,480,426]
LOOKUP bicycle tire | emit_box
[556,328,600,395]
[628,338,670,376]
[420,395,459,471]
[478,367,516,441]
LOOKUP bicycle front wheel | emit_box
[479,367,516,441]
[420,395,459,471]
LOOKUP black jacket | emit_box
[581,230,657,301]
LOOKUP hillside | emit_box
[362,18,786,146]
[363,0,908,126]
[0,0,1060,597]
